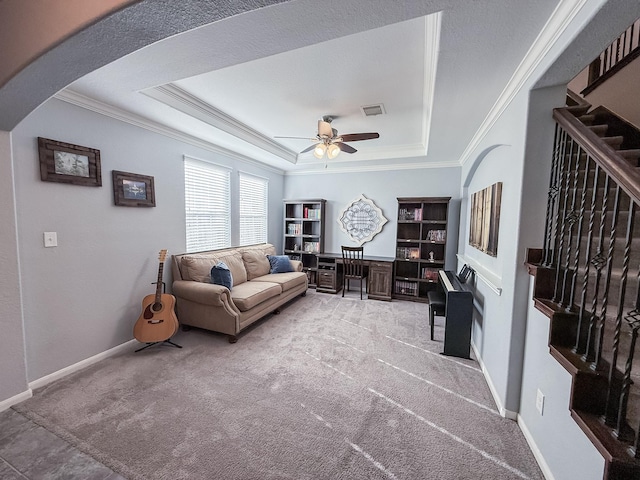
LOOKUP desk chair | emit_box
[341,246,367,300]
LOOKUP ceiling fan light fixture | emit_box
[327,143,341,159]
[313,143,327,159]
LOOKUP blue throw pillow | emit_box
[267,255,294,274]
[210,261,233,290]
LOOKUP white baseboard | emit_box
[471,341,518,420]
[0,389,33,412]
[29,339,138,391]
[517,414,555,480]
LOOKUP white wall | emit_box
[0,131,29,406]
[284,166,461,265]
[11,98,284,382]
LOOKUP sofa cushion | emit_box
[230,281,281,312]
[252,272,307,292]
[181,252,247,285]
[210,262,233,290]
[242,250,271,280]
[267,255,294,274]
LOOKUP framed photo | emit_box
[112,170,156,207]
[38,137,102,186]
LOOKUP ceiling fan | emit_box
[275,115,379,159]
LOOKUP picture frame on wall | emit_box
[37,137,102,186]
[112,170,156,207]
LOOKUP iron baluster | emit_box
[543,124,562,267]
[605,201,636,425]
[553,135,575,303]
[560,144,584,308]
[583,174,611,363]
[548,128,569,268]
[575,161,601,353]
[594,185,621,370]
[615,309,640,442]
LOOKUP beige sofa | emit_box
[171,243,307,342]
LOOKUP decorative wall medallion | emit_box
[337,194,388,245]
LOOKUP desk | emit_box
[315,253,394,301]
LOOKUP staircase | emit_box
[527,96,640,479]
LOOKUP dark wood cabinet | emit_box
[368,261,393,301]
[283,199,326,288]
[393,197,450,302]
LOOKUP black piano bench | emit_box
[427,290,446,340]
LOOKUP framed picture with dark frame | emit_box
[38,137,102,186]
[112,170,156,207]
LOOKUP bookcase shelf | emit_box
[393,197,450,302]
[283,199,326,288]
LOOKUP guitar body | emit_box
[133,293,179,343]
[133,250,179,344]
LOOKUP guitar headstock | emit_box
[158,249,168,263]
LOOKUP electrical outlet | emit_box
[536,389,545,415]
[44,232,57,247]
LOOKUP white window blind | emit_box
[184,158,231,252]
[239,172,268,246]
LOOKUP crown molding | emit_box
[285,159,459,176]
[54,89,286,175]
[421,11,441,156]
[458,0,588,166]
[142,84,298,164]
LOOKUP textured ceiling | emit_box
[58,0,563,173]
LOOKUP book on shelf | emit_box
[398,207,422,221]
[303,241,320,252]
[426,229,446,242]
[304,208,321,219]
[396,246,420,260]
[287,223,302,235]
[421,267,439,282]
[394,280,418,296]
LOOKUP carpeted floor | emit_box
[13,290,543,479]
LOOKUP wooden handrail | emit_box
[552,107,640,206]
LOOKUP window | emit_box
[184,157,231,252]
[239,172,268,246]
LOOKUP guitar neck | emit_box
[155,262,164,303]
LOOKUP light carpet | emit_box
[13,290,543,479]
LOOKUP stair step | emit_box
[579,114,596,125]
[588,125,608,136]
[567,105,591,117]
[602,136,624,149]
[618,149,640,166]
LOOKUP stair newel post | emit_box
[594,185,622,371]
[543,124,563,267]
[632,274,640,458]
[574,159,599,354]
[614,311,640,442]
[605,201,636,425]
[560,143,584,309]
[553,135,575,304]
[583,174,611,363]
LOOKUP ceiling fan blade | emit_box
[339,133,379,142]
[300,144,318,154]
[337,142,357,154]
[274,136,317,141]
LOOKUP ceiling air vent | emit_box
[361,104,385,117]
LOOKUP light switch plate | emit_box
[44,232,57,247]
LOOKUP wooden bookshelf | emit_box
[393,197,450,302]
[283,199,326,288]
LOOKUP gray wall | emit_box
[11,98,284,381]
[284,166,461,265]
[0,131,29,405]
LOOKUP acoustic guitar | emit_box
[133,250,179,343]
